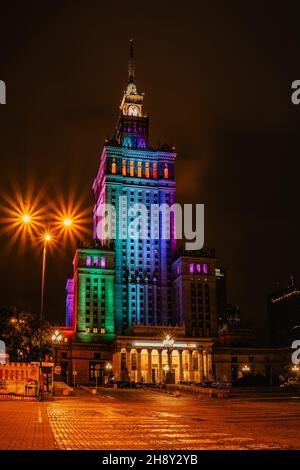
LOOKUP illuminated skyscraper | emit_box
[93,41,176,333]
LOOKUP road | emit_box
[0,388,300,450]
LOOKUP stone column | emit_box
[137,349,142,382]
[167,349,172,370]
[114,351,121,382]
[126,348,131,382]
[207,351,213,379]
[188,350,194,382]
[178,350,183,382]
[147,349,152,383]
[203,350,208,379]
[198,350,204,382]
[158,349,163,383]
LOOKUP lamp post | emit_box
[163,364,170,382]
[242,364,250,375]
[39,233,52,364]
[105,362,113,385]
[18,214,75,400]
[51,330,62,365]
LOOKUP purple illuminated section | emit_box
[93,256,99,266]
[137,137,146,149]
[196,264,201,273]
[66,279,74,328]
[189,263,194,274]
[203,264,208,274]
[101,257,106,268]
[86,256,91,267]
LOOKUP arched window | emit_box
[145,162,150,178]
[164,164,169,179]
[153,163,157,179]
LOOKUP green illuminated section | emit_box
[75,247,115,342]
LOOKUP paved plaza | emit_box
[0,389,300,450]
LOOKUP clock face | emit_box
[128,105,138,116]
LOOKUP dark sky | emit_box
[0,1,299,330]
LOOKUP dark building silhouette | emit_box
[268,276,300,347]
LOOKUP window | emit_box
[131,353,137,370]
[86,327,90,333]
[145,162,150,178]
[93,257,98,266]
[86,256,91,267]
[189,263,194,274]
[93,328,98,333]
[137,161,142,177]
[153,163,157,179]
[196,264,201,273]
[101,257,106,268]
[164,164,169,179]
[111,160,116,174]
[130,161,134,177]
[203,264,208,274]
[122,160,126,176]
[100,328,106,334]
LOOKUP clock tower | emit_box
[115,39,149,150]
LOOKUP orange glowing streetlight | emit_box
[22,214,31,224]
[63,218,72,227]
[1,190,89,399]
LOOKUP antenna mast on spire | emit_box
[128,38,135,83]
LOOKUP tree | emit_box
[0,306,52,362]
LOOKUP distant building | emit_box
[215,267,227,326]
[268,277,300,347]
[172,250,217,337]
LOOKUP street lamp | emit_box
[19,217,74,399]
[22,214,31,224]
[104,362,113,386]
[242,364,250,374]
[163,364,170,382]
[163,334,174,372]
[51,330,62,365]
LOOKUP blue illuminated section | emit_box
[94,145,177,333]
[122,136,133,148]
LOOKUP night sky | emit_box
[0,1,299,334]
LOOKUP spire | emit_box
[128,38,135,83]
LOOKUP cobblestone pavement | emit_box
[1,389,300,450]
[0,401,55,450]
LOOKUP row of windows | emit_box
[189,263,209,274]
[86,256,106,268]
[86,327,106,334]
[111,159,170,179]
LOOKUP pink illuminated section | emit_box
[196,264,201,273]
[203,263,208,274]
[101,257,106,268]
[93,256,99,266]
[189,263,194,274]
[86,256,91,267]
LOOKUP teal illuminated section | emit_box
[74,247,115,342]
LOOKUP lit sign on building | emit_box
[163,335,174,348]
[133,340,197,349]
